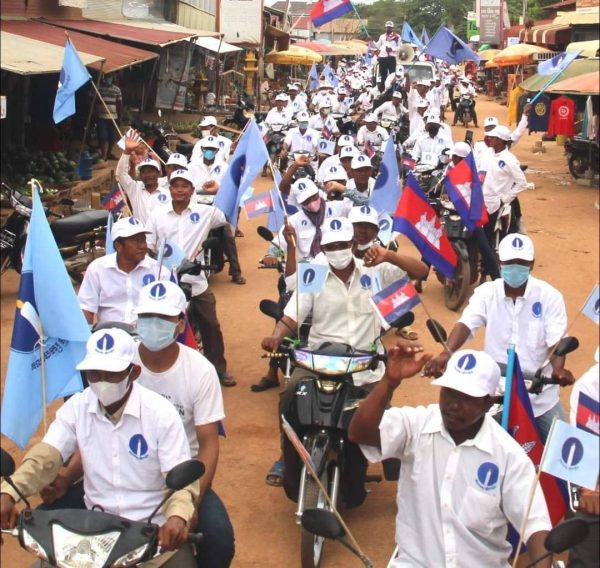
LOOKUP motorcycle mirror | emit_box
[259,299,283,321]
[165,460,205,491]
[257,226,275,243]
[0,448,16,478]
[391,311,415,329]
[545,517,589,553]
[553,336,579,358]
[301,509,346,540]
[464,130,473,145]
[92,321,137,337]
[426,319,448,344]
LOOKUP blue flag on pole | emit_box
[214,119,269,227]
[322,64,339,87]
[105,213,115,254]
[371,138,401,216]
[424,26,480,64]
[402,21,423,47]
[159,238,187,271]
[581,283,599,325]
[53,39,92,124]
[420,26,430,46]
[298,262,329,294]
[537,51,581,76]
[541,419,600,490]
[1,189,89,448]
[309,64,320,92]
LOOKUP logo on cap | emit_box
[476,462,499,490]
[214,166,221,174]
[330,166,337,173]
[142,274,156,286]
[301,220,308,227]
[532,301,542,318]
[129,434,149,460]
[360,205,372,215]
[219,141,225,148]
[189,212,200,224]
[456,353,477,373]
[128,217,141,226]
[360,274,372,289]
[303,268,315,285]
[330,219,342,231]
[149,283,167,301]
[357,156,365,162]
[560,437,584,469]
[95,333,115,355]
[298,182,306,191]
[512,237,524,250]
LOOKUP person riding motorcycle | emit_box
[308,101,339,136]
[411,115,449,168]
[452,77,478,127]
[373,91,407,123]
[357,114,389,154]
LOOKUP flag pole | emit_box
[417,294,452,354]
[37,336,48,433]
[349,1,371,40]
[501,344,516,430]
[529,51,582,105]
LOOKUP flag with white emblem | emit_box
[370,276,420,328]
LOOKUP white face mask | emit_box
[356,239,375,251]
[201,129,212,138]
[89,371,131,407]
[324,248,354,270]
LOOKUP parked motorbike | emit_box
[260,301,412,568]
[1,183,108,283]
[0,448,204,568]
[564,137,599,179]
[455,95,475,128]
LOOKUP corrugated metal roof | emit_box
[1,20,158,73]
[40,17,216,47]
[1,31,104,75]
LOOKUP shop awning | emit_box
[294,41,351,57]
[567,39,600,58]
[1,20,158,74]
[1,31,104,75]
[521,22,571,45]
[194,36,242,54]
[547,71,600,95]
[40,18,217,47]
[519,58,599,91]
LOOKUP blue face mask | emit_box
[299,122,309,130]
[501,264,530,289]
[203,149,217,161]
[137,317,178,352]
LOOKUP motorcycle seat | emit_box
[51,209,108,240]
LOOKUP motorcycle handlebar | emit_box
[187,533,204,546]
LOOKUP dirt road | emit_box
[1,97,598,567]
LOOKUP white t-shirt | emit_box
[136,344,225,455]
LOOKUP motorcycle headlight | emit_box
[52,524,121,568]
[113,543,151,567]
[22,528,49,562]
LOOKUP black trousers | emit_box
[378,56,396,91]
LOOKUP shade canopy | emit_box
[547,71,600,95]
[520,58,599,91]
[265,45,322,65]
[488,44,553,67]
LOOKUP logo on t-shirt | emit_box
[189,212,201,224]
[129,434,149,459]
[360,274,372,290]
[142,274,156,286]
[476,462,499,490]
[158,193,168,203]
[532,301,542,318]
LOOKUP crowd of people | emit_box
[1,23,598,568]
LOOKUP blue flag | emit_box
[298,262,329,294]
[268,168,287,233]
[53,39,92,124]
[105,213,115,254]
[322,64,339,88]
[420,26,430,46]
[537,50,581,76]
[402,21,423,48]
[541,419,599,490]
[214,119,269,227]
[309,64,320,92]
[1,189,89,448]
[371,138,401,216]
[158,238,187,271]
[581,283,599,325]
[424,26,480,64]
[377,211,393,246]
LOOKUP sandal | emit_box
[266,460,284,487]
[219,373,237,387]
[231,274,246,285]
[396,326,419,340]
[251,376,280,392]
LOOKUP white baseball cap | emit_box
[201,135,221,149]
[297,110,310,121]
[291,178,319,204]
[417,100,429,109]
[319,100,332,109]
[338,134,355,147]
[288,84,299,91]
[169,169,195,186]
[199,116,217,127]
[138,158,161,172]
[498,233,535,262]
[431,349,501,398]
[76,328,136,372]
[323,164,348,182]
[484,117,499,128]
[451,142,472,158]
[321,216,354,246]
[416,79,429,87]
[111,216,150,242]
[337,87,347,95]
[392,91,403,98]
[136,280,187,317]
[487,125,511,141]
[351,154,372,169]
[385,20,394,27]
[166,153,188,168]
[275,93,288,102]
[349,204,379,227]
[426,115,441,125]
[340,145,359,159]
[364,113,378,123]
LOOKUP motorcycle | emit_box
[331,113,356,136]
[454,95,475,128]
[564,137,599,179]
[0,448,204,568]
[264,124,289,172]
[1,183,108,283]
[260,301,412,568]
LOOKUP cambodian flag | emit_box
[370,276,420,328]
[507,354,568,526]
[392,172,457,279]
[576,392,599,435]
[244,191,274,219]
[443,152,488,231]
[311,0,353,28]
[364,140,375,159]
[101,183,126,218]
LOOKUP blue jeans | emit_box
[38,482,234,568]
[535,401,566,444]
